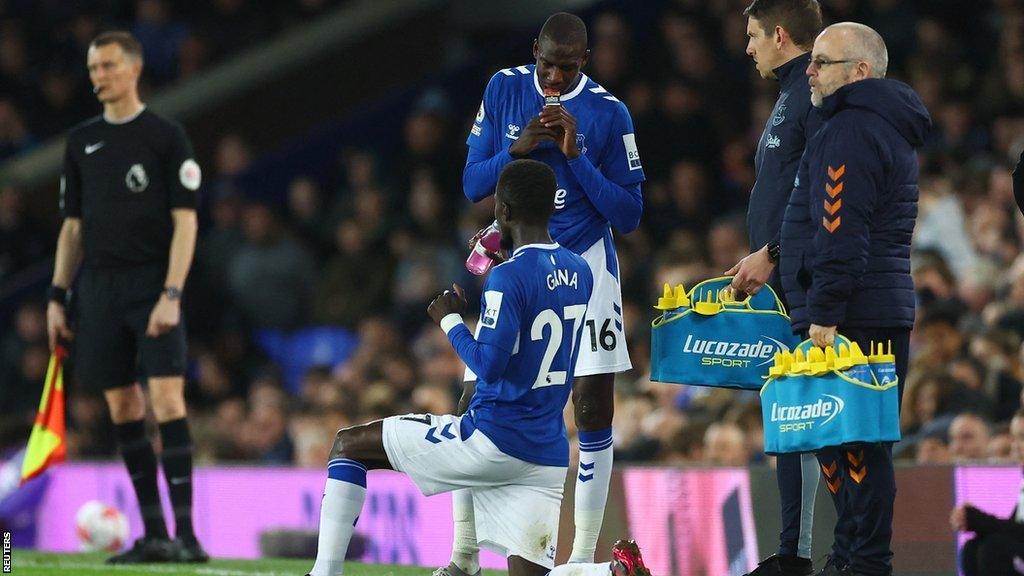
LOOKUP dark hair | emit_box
[90,31,143,61]
[539,12,588,49]
[743,0,822,50]
[496,159,556,223]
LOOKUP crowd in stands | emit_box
[0,0,348,159]
[3,0,1024,471]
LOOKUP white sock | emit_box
[309,459,367,576]
[548,561,612,576]
[570,428,614,563]
[450,488,480,574]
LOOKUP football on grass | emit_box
[75,500,129,552]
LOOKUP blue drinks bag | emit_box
[650,277,800,390]
[761,336,901,454]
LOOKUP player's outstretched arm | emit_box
[429,284,513,383]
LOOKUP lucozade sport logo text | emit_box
[769,394,845,433]
[681,334,790,368]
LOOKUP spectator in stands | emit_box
[987,423,1014,462]
[915,433,951,465]
[314,219,394,328]
[659,421,707,465]
[949,413,993,462]
[952,409,1024,576]
[900,370,958,436]
[287,177,333,261]
[0,99,34,160]
[968,329,1024,422]
[0,301,48,441]
[704,422,750,466]
[706,214,748,274]
[131,0,189,84]
[0,186,49,283]
[227,199,317,330]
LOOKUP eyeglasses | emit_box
[809,58,858,70]
[811,57,860,70]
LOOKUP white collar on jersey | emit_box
[533,70,589,102]
[104,105,147,125]
[512,242,560,257]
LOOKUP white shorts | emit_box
[574,234,632,376]
[382,413,566,568]
[464,234,631,382]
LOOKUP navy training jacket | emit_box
[748,52,822,252]
[779,78,931,332]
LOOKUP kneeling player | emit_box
[306,161,645,576]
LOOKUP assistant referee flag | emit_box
[21,346,67,484]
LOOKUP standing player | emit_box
[447,13,645,574]
[725,2,824,575]
[46,31,206,563]
[305,160,647,576]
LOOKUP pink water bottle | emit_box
[465,222,502,275]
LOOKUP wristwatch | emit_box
[163,286,182,300]
[48,285,68,305]
[766,241,781,264]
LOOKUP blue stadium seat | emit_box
[254,327,360,394]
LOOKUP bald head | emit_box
[821,22,888,78]
[539,12,588,50]
[807,22,888,106]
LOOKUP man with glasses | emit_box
[727,1,823,573]
[779,23,931,576]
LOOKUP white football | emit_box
[75,500,129,552]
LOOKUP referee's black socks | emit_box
[115,419,169,539]
[159,417,195,540]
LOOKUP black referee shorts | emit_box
[74,265,186,391]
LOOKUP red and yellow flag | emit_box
[20,346,67,484]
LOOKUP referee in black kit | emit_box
[46,31,207,564]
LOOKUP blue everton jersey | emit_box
[467,65,646,253]
[466,243,594,467]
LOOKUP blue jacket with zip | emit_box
[779,78,931,332]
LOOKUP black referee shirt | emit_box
[61,108,200,269]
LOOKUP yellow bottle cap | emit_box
[790,347,808,374]
[868,340,896,363]
[770,351,795,377]
[807,346,828,375]
[769,352,784,377]
[694,290,722,315]
[824,345,838,371]
[849,341,869,365]
[654,283,677,310]
[674,283,689,307]
[834,343,853,370]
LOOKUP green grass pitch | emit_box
[11,550,509,576]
